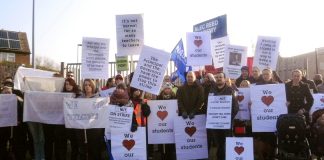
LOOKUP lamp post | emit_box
[76,44,82,63]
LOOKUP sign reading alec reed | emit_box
[63,98,109,129]
[206,96,232,129]
[116,14,144,56]
[253,36,280,71]
[174,115,208,160]
[105,105,134,140]
[186,32,212,66]
[226,137,254,160]
[235,88,251,120]
[130,45,171,95]
[193,14,227,39]
[81,37,109,79]
[23,91,74,124]
[0,94,17,127]
[223,45,247,79]
[250,84,287,132]
[111,127,147,160]
[147,100,178,144]
[310,94,324,115]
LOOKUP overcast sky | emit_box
[1,0,324,64]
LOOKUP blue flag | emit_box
[171,39,191,83]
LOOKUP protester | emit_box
[115,74,124,85]
[76,79,106,160]
[302,72,318,93]
[207,72,239,159]
[163,75,178,95]
[272,70,283,83]
[249,66,262,84]
[285,69,314,115]
[313,74,323,86]
[0,82,28,160]
[202,73,216,114]
[177,71,204,119]
[158,82,176,100]
[66,71,75,80]
[62,78,81,160]
[239,80,251,88]
[235,66,250,87]
[102,77,116,90]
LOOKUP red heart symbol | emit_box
[261,96,274,106]
[185,126,196,137]
[194,40,203,48]
[320,98,324,103]
[234,146,244,155]
[157,111,168,121]
[237,95,244,102]
[122,139,135,151]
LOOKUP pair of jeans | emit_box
[28,122,45,160]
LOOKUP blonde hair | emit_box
[82,79,96,94]
[240,80,251,88]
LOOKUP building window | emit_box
[0,52,15,62]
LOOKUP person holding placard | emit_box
[62,78,81,160]
[101,78,116,91]
[177,71,204,119]
[285,69,314,116]
[250,66,262,84]
[208,72,239,160]
[0,82,28,160]
[76,79,106,160]
[235,66,250,88]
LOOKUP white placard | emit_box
[0,95,17,127]
[174,115,208,160]
[24,77,65,92]
[235,88,251,120]
[251,84,287,132]
[63,98,109,129]
[211,36,229,68]
[111,127,147,160]
[100,87,116,97]
[226,137,254,160]
[206,96,232,129]
[14,66,55,90]
[130,45,171,95]
[310,94,324,116]
[147,100,178,144]
[81,37,109,79]
[23,91,74,124]
[223,45,248,79]
[105,105,134,140]
[116,14,144,56]
[186,32,212,66]
[253,36,280,71]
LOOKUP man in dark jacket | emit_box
[235,66,250,87]
[177,71,204,119]
[286,69,314,114]
[208,72,239,160]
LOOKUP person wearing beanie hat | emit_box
[158,82,176,100]
[235,66,250,87]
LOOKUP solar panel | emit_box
[0,31,8,39]
[8,32,19,40]
[0,39,9,48]
[9,40,20,49]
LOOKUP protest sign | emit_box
[99,87,116,97]
[174,115,208,160]
[253,36,280,71]
[14,66,55,90]
[81,37,109,79]
[251,84,287,132]
[206,96,232,129]
[223,45,247,79]
[147,100,178,144]
[111,127,147,160]
[116,14,144,56]
[116,56,129,71]
[193,14,227,39]
[211,36,230,68]
[24,77,65,92]
[63,98,109,129]
[235,88,251,120]
[23,91,74,124]
[105,105,134,140]
[226,137,254,160]
[310,94,324,116]
[130,45,171,95]
[0,95,17,127]
[186,32,212,66]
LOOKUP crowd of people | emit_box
[1,67,324,160]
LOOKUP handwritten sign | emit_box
[253,36,280,71]
[81,37,109,79]
[206,96,232,129]
[116,14,144,56]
